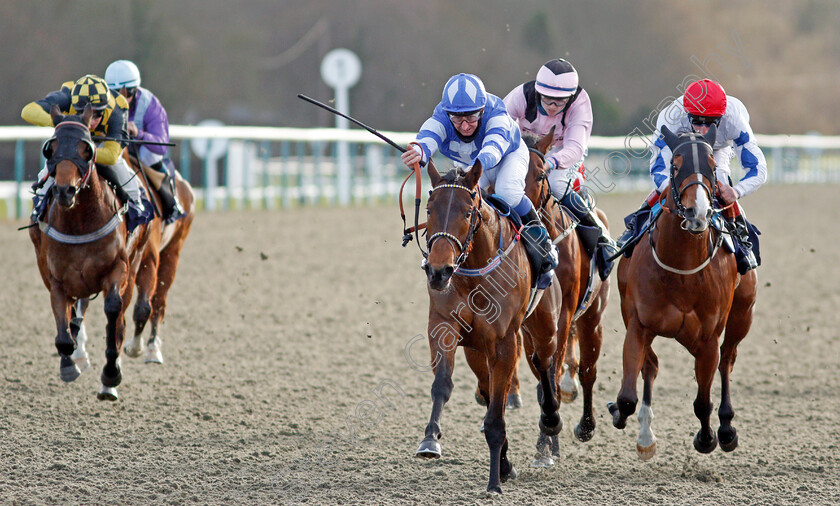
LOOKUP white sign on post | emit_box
[190,119,229,211]
[320,49,361,205]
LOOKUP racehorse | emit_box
[120,149,194,364]
[520,128,611,464]
[29,104,193,400]
[415,158,565,494]
[607,125,757,459]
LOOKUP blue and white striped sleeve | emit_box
[731,128,767,198]
[414,116,447,163]
[475,113,513,169]
[649,134,671,193]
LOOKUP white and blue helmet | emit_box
[440,73,487,113]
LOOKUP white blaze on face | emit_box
[693,173,711,218]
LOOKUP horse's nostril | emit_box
[442,266,454,278]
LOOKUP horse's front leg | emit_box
[416,345,457,459]
[50,284,78,382]
[637,346,659,460]
[573,312,604,443]
[608,319,652,430]
[484,333,518,494]
[69,298,91,374]
[98,281,126,401]
[560,330,580,403]
[692,340,720,454]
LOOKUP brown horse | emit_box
[415,159,564,494]
[608,125,757,459]
[521,128,611,464]
[121,150,194,363]
[29,104,193,400]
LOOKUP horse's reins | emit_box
[651,134,724,275]
[529,147,577,244]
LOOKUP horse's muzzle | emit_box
[425,263,454,291]
[54,184,78,208]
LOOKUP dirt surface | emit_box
[1,184,839,505]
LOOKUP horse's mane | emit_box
[440,168,469,185]
[521,131,541,150]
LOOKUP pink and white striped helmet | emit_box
[534,59,579,98]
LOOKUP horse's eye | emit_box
[426,208,431,216]
[465,210,472,219]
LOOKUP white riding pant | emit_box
[476,141,529,208]
[138,146,164,167]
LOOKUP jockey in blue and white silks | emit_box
[402,73,559,284]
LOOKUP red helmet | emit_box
[684,79,726,117]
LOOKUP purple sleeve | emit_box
[137,95,170,155]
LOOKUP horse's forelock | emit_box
[521,132,540,150]
[441,168,468,185]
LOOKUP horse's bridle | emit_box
[425,183,483,269]
[42,120,98,196]
[667,134,716,225]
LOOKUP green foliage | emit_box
[522,10,552,56]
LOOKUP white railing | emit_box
[1,125,839,219]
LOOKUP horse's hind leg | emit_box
[146,233,189,364]
[125,250,158,359]
[70,298,90,374]
[637,346,659,460]
[465,347,490,429]
[560,330,580,403]
[692,341,720,453]
[719,271,757,451]
[506,331,523,409]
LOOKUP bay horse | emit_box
[520,127,610,464]
[29,104,193,400]
[607,125,757,459]
[415,158,564,494]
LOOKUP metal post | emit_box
[14,140,25,219]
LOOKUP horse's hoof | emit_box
[636,441,657,461]
[574,421,595,442]
[123,338,143,358]
[500,464,517,482]
[531,454,554,468]
[506,393,522,410]
[100,368,122,388]
[145,339,163,364]
[607,402,626,429]
[416,438,441,459]
[72,354,90,373]
[485,485,502,495]
[474,390,488,406]
[59,356,81,383]
[539,412,563,436]
[719,428,738,452]
[693,431,718,454]
[559,370,580,403]
[97,386,119,401]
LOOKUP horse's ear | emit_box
[536,126,555,154]
[464,160,483,189]
[81,103,93,126]
[660,125,679,151]
[49,104,63,126]
[703,124,717,146]
[427,159,442,187]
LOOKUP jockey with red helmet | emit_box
[401,73,559,287]
[504,58,617,280]
[618,78,766,273]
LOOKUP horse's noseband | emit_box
[669,135,716,221]
[425,183,482,267]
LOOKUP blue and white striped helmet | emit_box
[440,73,487,113]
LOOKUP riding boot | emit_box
[727,214,758,273]
[520,207,559,288]
[30,171,53,221]
[579,209,619,281]
[151,161,185,222]
[96,163,132,206]
[617,190,660,248]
